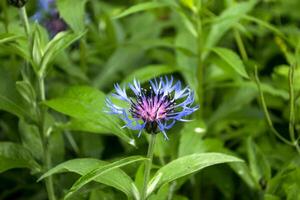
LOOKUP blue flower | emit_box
[32,0,67,37]
[105,76,199,140]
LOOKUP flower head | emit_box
[105,76,199,140]
[32,0,67,37]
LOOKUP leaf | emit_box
[212,47,249,79]
[114,2,169,19]
[121,65,178,85]
[0,33,22,44]
[147,153,243,196]
[40,31,86,75]
[178,120,206,157]
[247,137,271,184]
[0,68,28,118]
[63,156,146,199]
[44,86,135,145]
[39,158,137,198]
[0,142,40,173]
[203,0,256,59]
[57,0,88,32]
[58,118,108,134]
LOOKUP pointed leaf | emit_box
[114,2,169,19]
[0,142,41,173]
[212,47,249,79]
[39,158,137,198]
[44,86,135,145]
[147,153,243,195]
[64,156,146,199]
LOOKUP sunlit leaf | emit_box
[147,153,243,196]
[212,47,249,79]
[44,86,135,145]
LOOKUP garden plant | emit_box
[0,0,300,199]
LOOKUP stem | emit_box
[288,64,300,154]
[141,134,157,200]
[234,28,248,61]
[196,9,203,118]
[253,66,293,146]
[38,76,56,200]
[20,7,30,36]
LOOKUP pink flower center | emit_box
[130,93,174,122]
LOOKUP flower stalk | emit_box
[141,134,157,200]
[19,5,56,200]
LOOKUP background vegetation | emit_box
[0,0,300,199]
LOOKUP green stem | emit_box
[196,10,203,118]
[141,134,156,200]
[20,6,30,36]
[234,28,248,61]
[38,76,56,200]
[288,64,300,154]
[253,66,293,146]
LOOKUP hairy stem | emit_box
[141,134,156,200]
[38,76,56,200]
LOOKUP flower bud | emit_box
[7,0,28,8]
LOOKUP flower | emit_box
[105,76,199,140]
[32,0,67,37]
[7,0,28,8]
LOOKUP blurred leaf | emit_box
[92,46,144,89]
[212,47,249,79]
[45,86,134,145]
[247,137,271,185]
[203,0,256,59]
[0,68,28,118]
[178,120,206,157]
[40,31,86,75]
[147,153,243,196]
[0,33,22,44]
[114,2,169,19]
[19,120,43,161]
[58,118,108,134]
[39,158,136,198]
[122,65,178,85]
[57,0,87,32]
[63,156,146,199]
[208,87,257,125]
[0,142,40,173]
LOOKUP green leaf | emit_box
[114,2,169,19]
[121,65,178,85]
[0,142,40,173]
[0,68,28,118]
[40,31,86,75]
[212,47,249,79]
[44,86,135,145]
[247,137,271,183]
[178,120,206,157]
[63,156,146,199]
[58,118,108,134]
[147,153,243,196]
[0,33,22,44]
[203,0,256,59]
[39,158,137,198]
[57,0,87,32]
